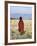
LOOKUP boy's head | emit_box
[19,17,22,20]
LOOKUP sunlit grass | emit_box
[10,20,32,39]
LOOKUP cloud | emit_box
[15,10,32,14]
[10,6,32,14]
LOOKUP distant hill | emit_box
[10,13,32,20]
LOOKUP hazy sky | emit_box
[10,6,32,19]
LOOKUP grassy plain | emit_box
[10,20,32,39]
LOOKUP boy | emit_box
[18,17,24,33]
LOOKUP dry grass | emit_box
[10,20,32,40]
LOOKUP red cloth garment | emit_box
[18,21,24,32]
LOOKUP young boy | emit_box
[18,17,24,33]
